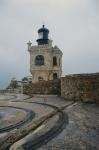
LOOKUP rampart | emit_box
[61,73,99,103]
[23,79,61,95]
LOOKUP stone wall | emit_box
[23,79,61,95]
[61,73,99,103]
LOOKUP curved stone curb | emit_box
[0,110,57,150]
[9,102,69,150]
[0,101,74,150]
[12,112,68,150]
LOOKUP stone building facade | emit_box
[27,25,62,83]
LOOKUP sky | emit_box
[0,0,99,88]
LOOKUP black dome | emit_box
[37,25,49,45]
[38,25,49,33]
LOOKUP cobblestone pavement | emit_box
[37,100,99,150]
[0,93,99,150]
[19,95,99,150]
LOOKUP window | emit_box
[39,32,43,39]
[38,77,44,81]
[53,56,57,66]
[53,73,57,79]
[35,55,44,66]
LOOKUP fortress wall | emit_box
[23,79,61,95]
[61,73,99,103]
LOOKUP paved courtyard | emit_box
[0,93,99,150]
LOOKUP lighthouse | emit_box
[27,25,63,83]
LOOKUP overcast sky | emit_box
[0,0,99,88]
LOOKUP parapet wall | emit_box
[61,73,99,103]
[23,79,61,95]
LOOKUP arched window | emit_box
[35,55,44,66]
[53,73,57,79]
[53,56,57,66]
[38,77,43,81]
